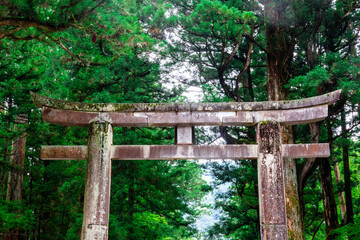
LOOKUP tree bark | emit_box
[6,114,27,201]
[318,119,339,239]
[1,133,10,196]
[281,125,303,239]
[333,163,346,222]
[298,122,320,219]
[264,0,294,102]
[319,158,339,239]
[1,99,12,197]
[4,114,27,240]
[341,109,354,224]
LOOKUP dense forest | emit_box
[0,0,359,239]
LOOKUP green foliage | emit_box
[181,0,255,38]
[332,220,360,240]
[206,160,259,239]
[0,200,35,233]
[167,0,261,102]
[110,159,209,239]
[286,67,331,97]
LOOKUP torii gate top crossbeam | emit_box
[30,91,341,127]
[32,91,340,112]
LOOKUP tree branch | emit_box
[0,0,109,39]
[235,43,253,102]
[243,33,269,54]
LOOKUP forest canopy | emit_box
[0,0,359,239]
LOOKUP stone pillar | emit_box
[175,126,194,145]
[81,122,113,240]
[257,121,287,239]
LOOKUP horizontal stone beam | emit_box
[41,146,88,160]
[41,144,330,160]
[31,90,341,112]
[282,143,330,158]
[42,108,148,127]
[224,105,328,126]
[41,105,328,127]
[134,111,236,126]
[111,145,258,160]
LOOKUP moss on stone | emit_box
[31,90,342,112]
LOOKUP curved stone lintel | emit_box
[31,90,341,112]
[41,104,328,126]
[42,107,149,127]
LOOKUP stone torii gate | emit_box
[31,90,341,240]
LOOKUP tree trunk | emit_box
[298,122,320,220]
[1,99,12,197]
[5,114,27,240]
[319,158,339,239]
[1,135,10,196]
[6,114,27,201]
[341,109,353,224]
[281,125,303,239]
[319,119,339,239]
[264,0,294,102]
[333,163,346,222]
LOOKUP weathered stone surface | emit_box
[40,143,330,160]
[222,111,254,125]
[42,108,237,127]
[176,127,193,145]
[111,145,259,160]
[82,225,108,240]
[224,104,328,126]
[41,146,88,160]
[43,107,98,126]
[261,225,288,240]
[81,122,112,240]
[253,104,328,125]
[31,90,341,112]
[134,111,235,126]
[43,107,148,127]
[282,143,329,158]
[41,105,328,127]
[257,121,287,240]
